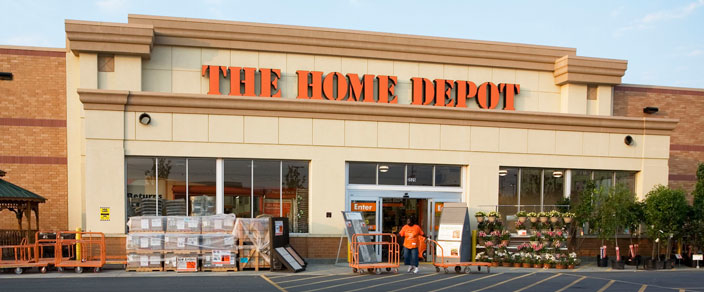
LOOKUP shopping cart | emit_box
[0,238,50,274]
[54,231,106,273]
[427,239,491,274]
[349,233,400,274]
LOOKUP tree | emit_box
[643,185,689,261]
[690,163,704,252]
[593,185,637,259]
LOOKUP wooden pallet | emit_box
[126,267,163,272]
[238,243,270,271]
[201,267,238,272]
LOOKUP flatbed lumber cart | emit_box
[428,239,491,274]
[349,233,399,275]
[0,238,50,274]
[53,231,106,273]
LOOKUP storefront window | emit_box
[498,167,518,223]
[593,170,613,191]
[253,160,281,217]
[406,164,433,186]
[520,168,542,213]
[543,169,565,210]
[188,158,216,216]
[157,157,187,216]
[283,161,309,233]
[615,171,636,193]
[349,162,376,184]
[378,163,405,185]
[126,157,158,217]
[224,159,251,218]
[435,165,461,187]
[569,169,592,206]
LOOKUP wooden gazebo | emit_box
[0,170,46,244]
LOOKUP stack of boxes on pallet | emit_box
[163,216,201,272]
[234,218,271,271]
[126,216,165,272]
[126,214,255,272]
[201,215,238,272]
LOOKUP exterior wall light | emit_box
[643,107,659,114]
[139,113,152,125]
[552,171,563,178]
[378,165,389,173]
[498,169,508,176]
[624,135,634,146]
[0,72,12,80]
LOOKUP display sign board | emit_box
[436,203,472,263]
[177,257,198,272]
[270,217,307,272]
[100,207,110,221]
[437,240,462,258]
[342,211,380,264]
[438,224,463,241]
[274,247,304,272]
[693,254,703,261]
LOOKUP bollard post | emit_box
[76,227,82,262]
[472,230,477,262]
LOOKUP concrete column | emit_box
[596,86,614,116]
[559,84,588,114]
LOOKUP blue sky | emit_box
[1,0,703,88]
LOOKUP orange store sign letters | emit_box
[202,65,520,110]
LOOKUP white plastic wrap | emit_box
[164,233,201,250]
[234,218,271,267]
[201,233,237,250]
[127,216,165,232]
[166,216,202,233]
[202,250,238,269]
[126,233,164,251]
[127,252,162,269]
[201,214,236,233]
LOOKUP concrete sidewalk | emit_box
[0,261,701,279]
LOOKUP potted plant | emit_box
[475,211,486,223]
[538,211,549,223]
[591,185,637,269]
[513,254,522,267]
[562,212,575,224]
[516,210,528,223]
[549,210,562,223]
[543,231,554,247]
[515,220,528,232]
[491,255,500,267]
[522,255,533,268]
[502,255,513,267]
[501,230,511,245]
[485,241,495,257]
[488,211,499,223]
[528,212,538,223]
[477,231,487,245]
[517,243,532,253]
[543,254,554,269]
[644,185,689,270]
[555,254,568,269]
[529,232,541,246]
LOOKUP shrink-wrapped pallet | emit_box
[164,252,199,270]
[234,218,271,270]
[126,233,164,251]
[127,252,162,269]
[201,233,236,250]
[201,214,236,233]
[166,216,201,233]
[127,216,165,232]
[164,233,201,250]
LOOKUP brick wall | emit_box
[613,85,704,195]
[0,47,67,231]
[290,236,346,259]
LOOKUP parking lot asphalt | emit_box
[1,263,703,292]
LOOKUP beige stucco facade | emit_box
[65,15,676,237]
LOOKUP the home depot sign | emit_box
[202,65,520,110]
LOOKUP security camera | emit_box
[139,113,152,125]
[624,135,634,146]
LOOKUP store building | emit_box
[3,14,698,258]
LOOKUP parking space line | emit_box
[555,276,586,292]
[261,275,288,292]
[275,274,336,284]
[304,274,402,292]
[637,284,647,292]
[282,275,363,289]
[344,273,437,292]
[596,280,615,292]
[386,274,466,292]
[470,272,536,292]
[427,273,502,292]
[514,273,562,292]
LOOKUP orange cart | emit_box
[349,233,400,274]
[427,239,491,274]
[54,231,106,273]
[0,238,49,274]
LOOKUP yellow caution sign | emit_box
[100,207,110,221]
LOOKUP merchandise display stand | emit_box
[436,203,473,263]
[270,217,307,272]
[341,211,379,264]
